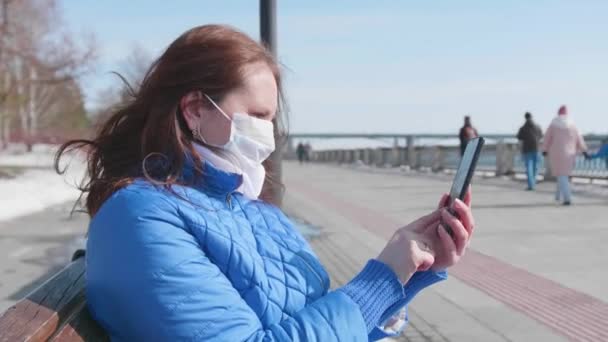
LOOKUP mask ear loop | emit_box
[192,94,233,144]
[204,94,232,121]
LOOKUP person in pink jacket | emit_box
[542,105,589,205]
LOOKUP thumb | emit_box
[413,238,435,272]
[416,250,435,272]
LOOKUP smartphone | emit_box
[449,137,485,204]
[444,137,485,236]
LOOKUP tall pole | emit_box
[0,0,9,149]
[260,0,277,56]
[260,0,283,206]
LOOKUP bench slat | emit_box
[51,304,109,342]
[0,258,86,341]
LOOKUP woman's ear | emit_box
[181,91,231,146]
[180,91,204,130]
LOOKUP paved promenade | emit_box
[1,160,605,341]
[0,201,87,312]
[283,161,608,342]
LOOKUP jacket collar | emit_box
[182,154,243,198]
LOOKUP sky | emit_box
[61,0,608,135]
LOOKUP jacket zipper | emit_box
[298,255,328,290]
[226,193,233,209]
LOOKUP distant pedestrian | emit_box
[585,137,608,168]
[542,105,588,205]
[517,112,543,190]
[304,142,312,162]
[459,116,478,156]
[296,142,306,164]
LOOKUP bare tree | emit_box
[121,43,151,91]
[0,0,97,150]
[0,0,17,147]
[91,43,152,124]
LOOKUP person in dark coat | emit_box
[296,142,306,164]
[517,112,543,190]
[458,116,478,156]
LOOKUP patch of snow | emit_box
[0,147,85,222]
[0,144,60,168]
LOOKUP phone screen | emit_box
[449,137,484,203]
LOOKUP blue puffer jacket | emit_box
[86,160,445,341]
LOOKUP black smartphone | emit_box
[449,137,485,203]
[443,137,485,235]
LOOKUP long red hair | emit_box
[55,25,286,216]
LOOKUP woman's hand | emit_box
[377,210,441,284]
[376,190,475,284]
[430,190,474,271]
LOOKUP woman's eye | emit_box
[252,113,269,120]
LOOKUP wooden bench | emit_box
[0,251,109,342]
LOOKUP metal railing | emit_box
[285,134,608,181]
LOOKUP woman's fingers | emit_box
[452,199,475,235]
[437,224,457,260]
[409,210,442,232]
[417,217,440,235]
[437,193,450,209]
[440,209,468,254]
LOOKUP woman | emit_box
[542,105,588,205]
[57,25,475,341]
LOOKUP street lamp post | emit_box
[260,0,276,56]
[260,0,283,206]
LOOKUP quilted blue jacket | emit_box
[86,160,446,341]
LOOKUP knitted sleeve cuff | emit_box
[338,259,405,333]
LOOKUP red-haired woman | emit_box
[57,25,475,341]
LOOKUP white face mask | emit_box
[199,94,275,164]
[192,94,276,199]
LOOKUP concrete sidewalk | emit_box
[0,201,87,312]
[283,161,608,342]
